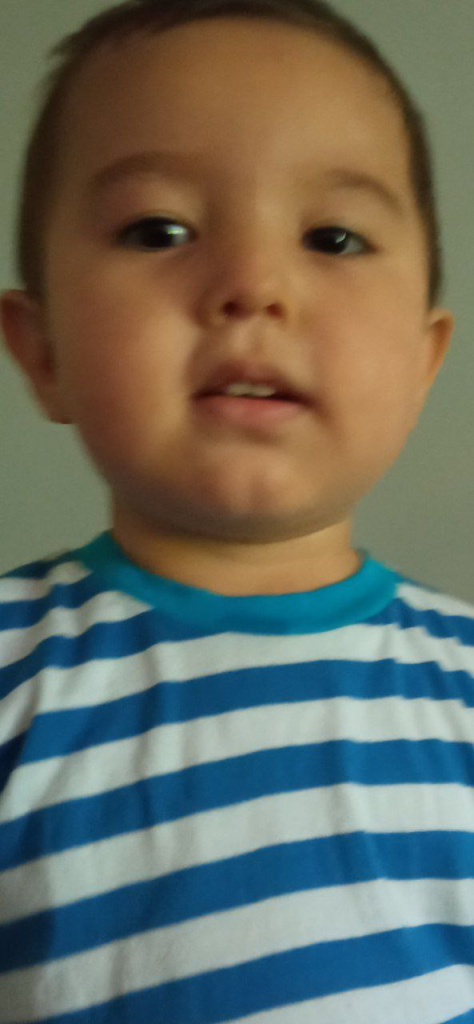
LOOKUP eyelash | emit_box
[114,216,373,256]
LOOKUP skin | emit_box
[0,18,455,596]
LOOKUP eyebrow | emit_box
[87,150,406,219]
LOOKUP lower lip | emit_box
[193,395,307,429]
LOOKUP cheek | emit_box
[321,313,424,455]
[55,301,179,455]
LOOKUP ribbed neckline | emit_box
[73,530,402,635]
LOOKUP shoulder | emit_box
[0,547,92,701]
[394,570,474,636]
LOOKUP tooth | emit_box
[223,383,277,397]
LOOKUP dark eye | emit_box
[116,217,369,255]
[305,226,369,255]
[116,217,191,250]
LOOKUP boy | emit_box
[0,1,472,1021]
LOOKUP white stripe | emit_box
[233,964,474,1024]
[399,580,474,621]
[1,693,474,825]
[1,877,474,1021]
[1,562,473,678]
[0,556,472,675]
[0,562,145,669]
[0,555,86,602]
[2,605,474,747]
[0,560,94,668]
[3,556,474,623]
[1,782,473,924]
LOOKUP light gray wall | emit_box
[1,0,472,599]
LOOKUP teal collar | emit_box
[73,530,400,635]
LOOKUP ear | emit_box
[422,306,455,394]
[406,306,455,433]
[0,289,72,424]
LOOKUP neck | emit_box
[111,507,361,597]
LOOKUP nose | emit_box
[199,223,294,328]
[221,297,285,320]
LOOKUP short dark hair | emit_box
[17,0,443,308]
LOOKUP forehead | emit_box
[57,18,413,211]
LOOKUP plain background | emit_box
[0,0,472,599]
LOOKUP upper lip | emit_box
[195,359,313,405]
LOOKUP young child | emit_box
[0,1,472,1021]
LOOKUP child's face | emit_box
[2,18,454,579]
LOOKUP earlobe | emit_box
[409,309,455,430]
[0,289,72,425]
[425,308,455,391]
[0,289,46,376]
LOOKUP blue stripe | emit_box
[2,589,474,701]
[2,827,474,970]
[1,738,474,871]
[2,736,474,868]
[6,924,474,1024]
[0,565,103,630]
[0,732,24,795]
[0,551,73,581]
[2,650,474,766]
[396,592,474,646]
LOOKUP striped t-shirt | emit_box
[1,530,474,1024]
